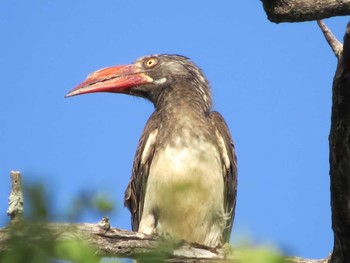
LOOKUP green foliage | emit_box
[66,190,115,221]
[132,242,287,263]
[55,240,99,263]
[1,223,56,263]
[0,182,115,263]
[1,181,289,263]
[24,183,51,221]
[0,223,101,263]
[236,245,286,263]
[135,240,179,263]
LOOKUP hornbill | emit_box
[66,54,237,247]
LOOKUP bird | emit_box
[65,54,237,247]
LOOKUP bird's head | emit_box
[66,54,212,111]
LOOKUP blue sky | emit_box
[1,1,348,259]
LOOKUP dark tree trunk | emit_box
[328,22,350,263]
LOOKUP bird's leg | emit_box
[138,213,157,235]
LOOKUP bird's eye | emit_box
[144,58,158,69]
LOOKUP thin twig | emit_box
[317,20,343,59]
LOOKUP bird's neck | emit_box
[151,83,216,149]
[153,82,212,116]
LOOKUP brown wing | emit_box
[209,111,237,242]
[124,111,160,231]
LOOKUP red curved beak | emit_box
[65,63,153,98]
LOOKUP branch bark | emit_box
[261,0,350,23]
[0,222,229,262]
[0,222,330,263]
[318,21,350,263]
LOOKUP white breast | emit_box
[138,138,225,246]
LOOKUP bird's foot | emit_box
[158,230,172,241]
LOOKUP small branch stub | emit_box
[7,170,24,221]
[98,216,110,231]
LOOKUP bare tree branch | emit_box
[0,222,331,263]
[261,0,350,23]
[286,256,331,263]
[317,20,343,59]
[0,222,239,262]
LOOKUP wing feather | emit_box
[124,112,160,231]
[209,111,237,242]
